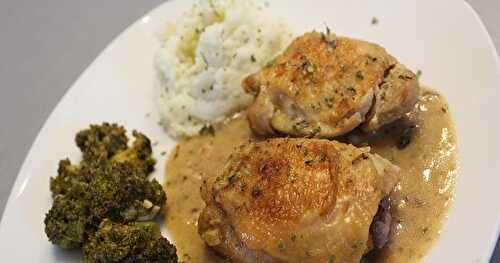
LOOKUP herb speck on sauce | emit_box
[304,159,314,166]
[251,54,257,63]
[346,86,356,93]
[311,126,322,136]
[398,125,416,149]
[355,71,364,80]
[265,57,276,68]
[199,124,215,136]
[322,26,337,49]
[228,171,241,183]
[318,152,327,162]
[324,96,334,108]
[277,242,287,252]
[352,240,364,249]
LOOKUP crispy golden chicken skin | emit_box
[198,138,400,262]
[243,31,419,138]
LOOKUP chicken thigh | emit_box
[243,31,419,138]
[198,138,400,262]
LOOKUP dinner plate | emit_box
[1,0,499,262]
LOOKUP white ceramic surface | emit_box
[0,0,499,262]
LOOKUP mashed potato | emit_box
[155,0,293,137]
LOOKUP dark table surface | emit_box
[0,0,498,261]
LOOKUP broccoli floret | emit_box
[83,219,178,263]
[86,161,165,223]
[44,195,89,249]
[111,131,156,175]
[75,123,129,161]
[45,123,172,258]
[50,159,89,198]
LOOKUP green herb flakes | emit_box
[355,70,364,80]
[324,96,334,108]
[277,242,287,252]
[346,86,356,92]
[228,171,241,183]
[199,124,215,136]
[398,125,416,149]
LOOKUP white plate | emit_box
[1,0,499,262]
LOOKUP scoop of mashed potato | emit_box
[155,0,293,137]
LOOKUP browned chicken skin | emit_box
[198,138,400,263]
[243,31,419,138]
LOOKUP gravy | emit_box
[164,88,457,263]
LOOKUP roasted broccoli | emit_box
[75,123,129,162]
[86,160,165,223]
[111,131,156,175]
[83,219,178,263]
[44,123,176,261]
[50,159,89,198]
[44,195,89,248]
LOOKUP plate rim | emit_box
[461,0,500,260]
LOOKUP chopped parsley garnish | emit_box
[355,70,364,80]
[318,152,327,162]
[228,171,241,183]
[311,126,322,136]
[250,54,257,63]
[321,25,337,49]
[293,120,308,130]
[277,242,287,252]
[398,74,413,80]
[346,86,356,92]
[359,142,369,147]
[397,125,416,149]
[265,57,277,68]
[324,96,334,108]
[199,124,215,136]
[352,240,364,249]
[201,53,208,65]
[302,147,309,156]
[242,168,251,176]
